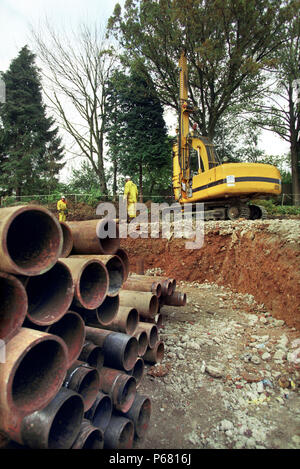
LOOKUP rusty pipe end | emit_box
[128,357,144,387]
[59,221,74,257]
[0,205,63,276]
[72,419,104,449]
[103,332,138,371]
[123,394,151,439]
[78,341,104,371]
[0,272,28,342]
[97,295,119,326]
[84,392,112,432]
[20,388,84,449]
[104,415,134,449]
[25,260,75,326]
[46,311,86,368]
[63,361,101,412]
[133,330,148,357]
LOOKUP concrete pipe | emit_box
[127,357,144,387]
[164,291,187,306]
[45,311,86,368]
[100,367,136,413]
[59,221,73,257]
[25,260,75,326]
[0,205,63,276]
[132,329,148,357]
[119,290,158,319]
[0,272,28,342]
[67,219,120,255]
[115,248,130,281]
[0,328,68,443]
[69,254,124,298]
[122,277,162,298]
[104,415,134,449]
[135,323,158,349]
[84,392,112,432]
[99,306,139,335]
[63,360,101,412]
[78,341,104,371]
[122,393,151,439]
[143,341,165,364]
[20,388,84,449]
[85,327,138,371]
[59,257,108,310]
[71,419,104,449]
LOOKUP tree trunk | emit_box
[139,163,143,203]
[291,142,300,206]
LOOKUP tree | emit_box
[105,67,172,201]
[0,46,64,198]
[247,0,300,205]
[107,0,289,140]
[31,22,119,196]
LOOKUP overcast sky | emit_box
[0,0,290,183]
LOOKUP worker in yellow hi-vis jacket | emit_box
[123,176,138,222]
[57,195,67,222]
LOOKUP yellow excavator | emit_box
[172,52,282,220]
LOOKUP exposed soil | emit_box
[120,219,300,330]
[120,219,300,449]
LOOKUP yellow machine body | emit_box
[172,52,281,219]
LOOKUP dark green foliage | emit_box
[105,67,172,199]
[0,46,64,197]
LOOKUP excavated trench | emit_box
[120,219,300,331]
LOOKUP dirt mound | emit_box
[120,219,300,330]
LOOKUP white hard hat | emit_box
[125,175,131,180]
[61,195,65,199]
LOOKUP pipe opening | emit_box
[136,331,148,356]
[156,342,165,362]
[0,274,27,339]
[12,339,66,411]
[60,222,73,257]
[116,249,129,280]
[149,326,158,348]
[83,345,104,370]
[47,312,84,366]
[26,262,73,325]
[118,377,136,410]
[81,428,103,449]
[78,369,99,410]
[123,337,138,370]
[6,210,61,274]
[79,262,107,308]
[149,296,158,316]
[89,395,112,430]
[97,220,120,254]
[130,358,144,385]
[126,309,139,335]
[118,421,134,449]
[97,295,119,325]
[48,394,83,449]
[106,257,124,296]
[136,398,151,437]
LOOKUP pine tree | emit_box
[0,45,65,198]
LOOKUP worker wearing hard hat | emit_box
[123,176,138,222]
[57,195,68,222]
